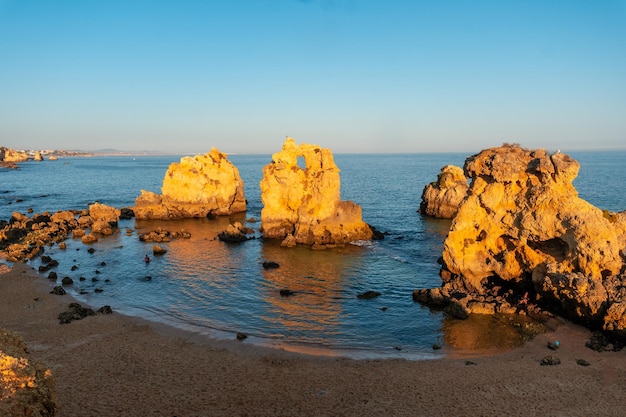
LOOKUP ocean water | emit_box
[1,150,625,358]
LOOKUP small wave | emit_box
[349,240,373,247]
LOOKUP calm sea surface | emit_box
[1,151,625,358]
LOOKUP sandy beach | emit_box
[1,262,625,417]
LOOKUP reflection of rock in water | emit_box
[443,314,549,355]
[260,241,360,336]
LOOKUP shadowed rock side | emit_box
[260,138,373,247]
[133,148,246,220]
[415,144,626,342]
[419,165,469,219]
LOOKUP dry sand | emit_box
[1,262,625,417]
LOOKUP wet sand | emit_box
[1,263,625,417]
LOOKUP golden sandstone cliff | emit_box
[133,148,246,220]
[260,138,372,247]
[416,144,626,342]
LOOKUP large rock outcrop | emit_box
[133,148,246,220]
[419,165,469,219]
[416,144,626,341]
[0,147,28,163]
[260,138,373,247]
[0,328,57,416]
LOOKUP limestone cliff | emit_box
[260,138,372,247]
[0,147,28,163]
[133,148,246,220]
[443,145,626,290]
[419,165,468,219]
[415,144,626,341]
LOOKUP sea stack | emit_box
[260,137,372,247]
[419,165,469,219]
[133,148,246,220]
[415,144,626,341]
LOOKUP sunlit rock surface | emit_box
[416,144,626,341]
[0,329,57,416]
[0,147,28,163]
[133,148,246,220]
[89,202,120,235]
[419,165,469,219]
[260,138,373,247]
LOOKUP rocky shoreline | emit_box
[416,144,626,349]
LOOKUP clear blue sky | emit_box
[1,0,625,154]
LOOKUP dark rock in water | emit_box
[71,265,78,271]
[79,277,86,281]
[61,276,73,285]
[369,225,385,240]
[262,261,280,269]
[94,288,103,293]
[141,276,152,282]
[50,286,66,295]
[119,207,134,219]
[99,261,106,266]
[236,332,247,340]
[97,305,113,314]
[576,359,591,366]
[432,343,442,350]
[540,355,561,366]
[41,255,52,264]
[87,247,95,253]
[47,271,57,280]
[357,291,381,300]
[58,302,95,324]
[280,289,295,297]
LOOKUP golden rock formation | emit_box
[260,137,372,247]
[419,165,469,219]
[442,145,626,293]
[0,329,57,416]
[133,148,246,220]
[0,147,28,163]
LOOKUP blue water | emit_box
[2,151,625,358]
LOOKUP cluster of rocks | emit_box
[138,227,191,242]
[57,302,113,324]
[218,221,255,242]
[417,144,626,346]
[0,202,121,262]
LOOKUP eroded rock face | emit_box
[133,148,246,220]
[419,165,469,219]
[260,138,372,247]
[442,145,626,291]
[0,147,28,163]
[0,329,57,416]
[420,144,626,341]
[89,202,120,235]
